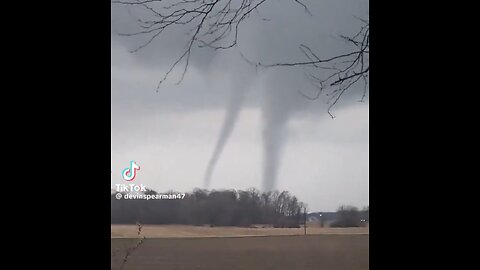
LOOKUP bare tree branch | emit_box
[112,1,369,116]
[260,22,369,118]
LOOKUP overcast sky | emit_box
[111,0,369,212]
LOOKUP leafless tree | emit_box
[112,0,369,117]
[331,205,361,227]
[261,19,369,118]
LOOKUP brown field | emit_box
[111,234,368,270]
[111,225,368,270]
[111,224,369,238]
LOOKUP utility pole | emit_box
[304,207,307,236]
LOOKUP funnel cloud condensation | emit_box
[203,57,255,188]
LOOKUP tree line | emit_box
[330,205,369,227]
[111,188,306,227]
